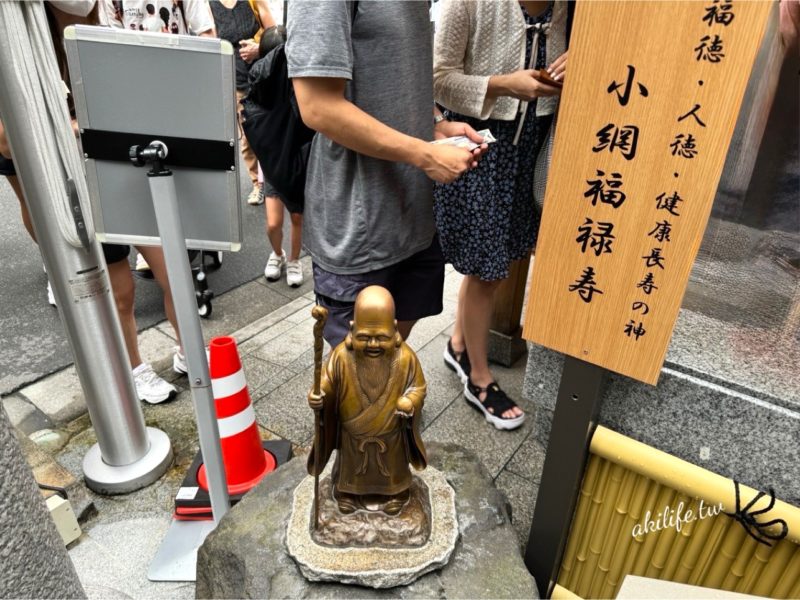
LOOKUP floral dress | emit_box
[434,3,554,282]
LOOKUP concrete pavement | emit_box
[4,259,545,599]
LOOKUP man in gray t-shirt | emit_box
[287,0,484,346]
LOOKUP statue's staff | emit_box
[310,305,328,530]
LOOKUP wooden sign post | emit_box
[523,2,775,597]
[523,0,773,385]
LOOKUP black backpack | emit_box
[240,2,358,215]
[241,37,312,215]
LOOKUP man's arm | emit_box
[292,77,479,184]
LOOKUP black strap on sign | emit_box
[81,129,236,171]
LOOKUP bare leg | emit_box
[7,176,36,242]
[450,277,468,354]
[107,259,141,368]
[460,275,522,419]
[288,212,303,262]
[265,195,285,255]
[136,245,182,349]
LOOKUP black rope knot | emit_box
[726,480,789,547]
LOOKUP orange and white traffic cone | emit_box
[197,336,276,494]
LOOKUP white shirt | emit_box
[101,0,214,35]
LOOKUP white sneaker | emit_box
[132,363,177,404]
[135,252,150,272]
[286,259,304,287]
[173,346,210,376]
[173,347,188,375]
[264,250,286,282]
[247,184,263,206]
[46,281,56,307]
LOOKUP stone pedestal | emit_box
[487,327,528,368]
[196,443,539,599]
[286,467,458,588]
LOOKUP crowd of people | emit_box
[2,0,575,431]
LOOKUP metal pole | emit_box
[524,356,606,597]
[143,152,230,522]
[0,10,171,494]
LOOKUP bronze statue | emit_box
[308,286,427,519]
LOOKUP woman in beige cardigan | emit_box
[434,0,568,430]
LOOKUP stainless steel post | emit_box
[0,8,171,494]
[143,151,230,522]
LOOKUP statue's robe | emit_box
[308,342,427,497]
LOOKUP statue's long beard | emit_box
[355,351,395,403]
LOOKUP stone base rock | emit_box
[286,468,456,588]
[196,442,539,599]
[309,474,432,548]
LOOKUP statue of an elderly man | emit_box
[308,285,427,516]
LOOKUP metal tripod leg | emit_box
[141,151,230,582]
[145,165,230,523]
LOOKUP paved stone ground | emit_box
[4,261,544,599]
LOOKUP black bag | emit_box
[241,3,357,215]
[241,42,313,215]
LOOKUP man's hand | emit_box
[488,69,562,101]
[239,39,260,63]
[419,144,475,184]
[308,391,324,411]
[421,120,488,182]
[433,119,489,163]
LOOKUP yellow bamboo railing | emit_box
[555,426,800,599]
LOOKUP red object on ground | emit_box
[197,336,276,494]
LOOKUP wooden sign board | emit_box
[523,1,774,385]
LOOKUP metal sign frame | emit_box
[65,25,242,251]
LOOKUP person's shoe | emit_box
[464,379,525,431]
[286,259,304,287]
[133,363,177,404]
[247,184,263,206]
[173,347,188,375]
[46,281,56,307]
[264,250,286,282]
[135,252,150,271]
[173,346,210,376]
[443,338,470,384]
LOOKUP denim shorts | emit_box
[314,235,445,347]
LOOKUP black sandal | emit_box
[443,338,471,384]
[464,379,525,431]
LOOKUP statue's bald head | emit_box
[353,286,395,330]
[347,286,401,356]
